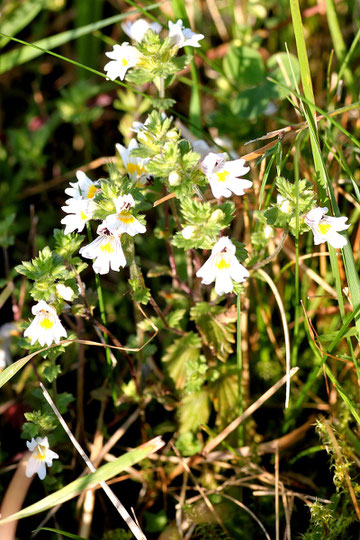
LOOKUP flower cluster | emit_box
[104,18,204,81]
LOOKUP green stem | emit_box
[237,293,243,446]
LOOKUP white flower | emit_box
[56,284,75,302]
[201,152,252,199]
[24,301,67,347]
[0,323,18,370]
[122,18,162,42]
[79,224,126,274]
[104,43,141,81]
[277,194,292,214]
[116,139,150,187]
[103,194,146,237]
[65,171,100,201]
[182,225,196,239]
[196,237,249,295]
[168,19,204,49]
[304,206,349,249]
[61,198,97,234]
[25,436,59,480]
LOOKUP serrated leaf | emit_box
[178,390,210,433]
[162,332,202,389]
[190,303,236,362]
[209,367,238,428]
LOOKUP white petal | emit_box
[37,462,47,480]
[214,271,233,295]
[25,456,39,478]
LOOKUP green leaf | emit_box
[0,437,164,525]
[190,303,236,362]
[223,45,265,87]
[178,390,210,433]
[43,364,62,383]
[209,367,238,428]
[162,332,202,389]
[0,0,45,49]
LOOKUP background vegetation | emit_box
[0,0,360,538]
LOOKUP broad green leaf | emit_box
[209,368,238,428]
[266,52,300,98]
[0,3,161,74]
[162,332,202,389]
[0,0,45,49]
[190,303,236,362]
[223,45,265,87]
[178,390,210,433]
[0,437,164,524]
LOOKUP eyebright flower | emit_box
[79,224,126,274]
[104,43,141,81]
[61,198,97,234]
[25,436,59,480]
[116,139,150,187]
[122,18,162,42]
[24,300,67,347]
[103,194,146,237]
[196,237,249,295]
[168,19,204,49]
[200,152,252,199]
[304,206,349,249]
[65,171,100,201]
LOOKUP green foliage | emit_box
[175,432,202,456]
[190,303,236,362]
[172,199,235,250]
[162,332,202,389]
[178,390,210,433]
[128,278,151,305]
[263,176,316,235]
[0,213,16,247]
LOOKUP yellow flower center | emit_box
[127,162,145,176]
[118,211,135,224]
[87,185,98,199]
[80,211,88,220]
[40,317,53,330]
[216,170,230,182]
[215,257,230,270]
[318,223,331,235]
[35,446,47,461]
[100,242,114,254]
[121,58,128,66]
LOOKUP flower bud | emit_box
[209,209,223,222]
[56,283,75,301]
[182,225,196,239]
[167,129,178,140]
[168,171,181,186]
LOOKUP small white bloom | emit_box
[79,224,126,274]
[103,194,146,237]
[182,225,196,239]
[24,301,67,347]
[65,171,100,201]
[61,198,97,234]
[277,194,292,214]
[196,237,249,295]
[104,43,141,81]
[168,19,204,49]
[116,139,150,187]
[264,225,274,239]
[25,436,59,480]
[201,152,252,199]
[0,323,18,370]
[304,206,349,249]
[168,171,181,186]
[122,18,162,42]
[56,284,75,302]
